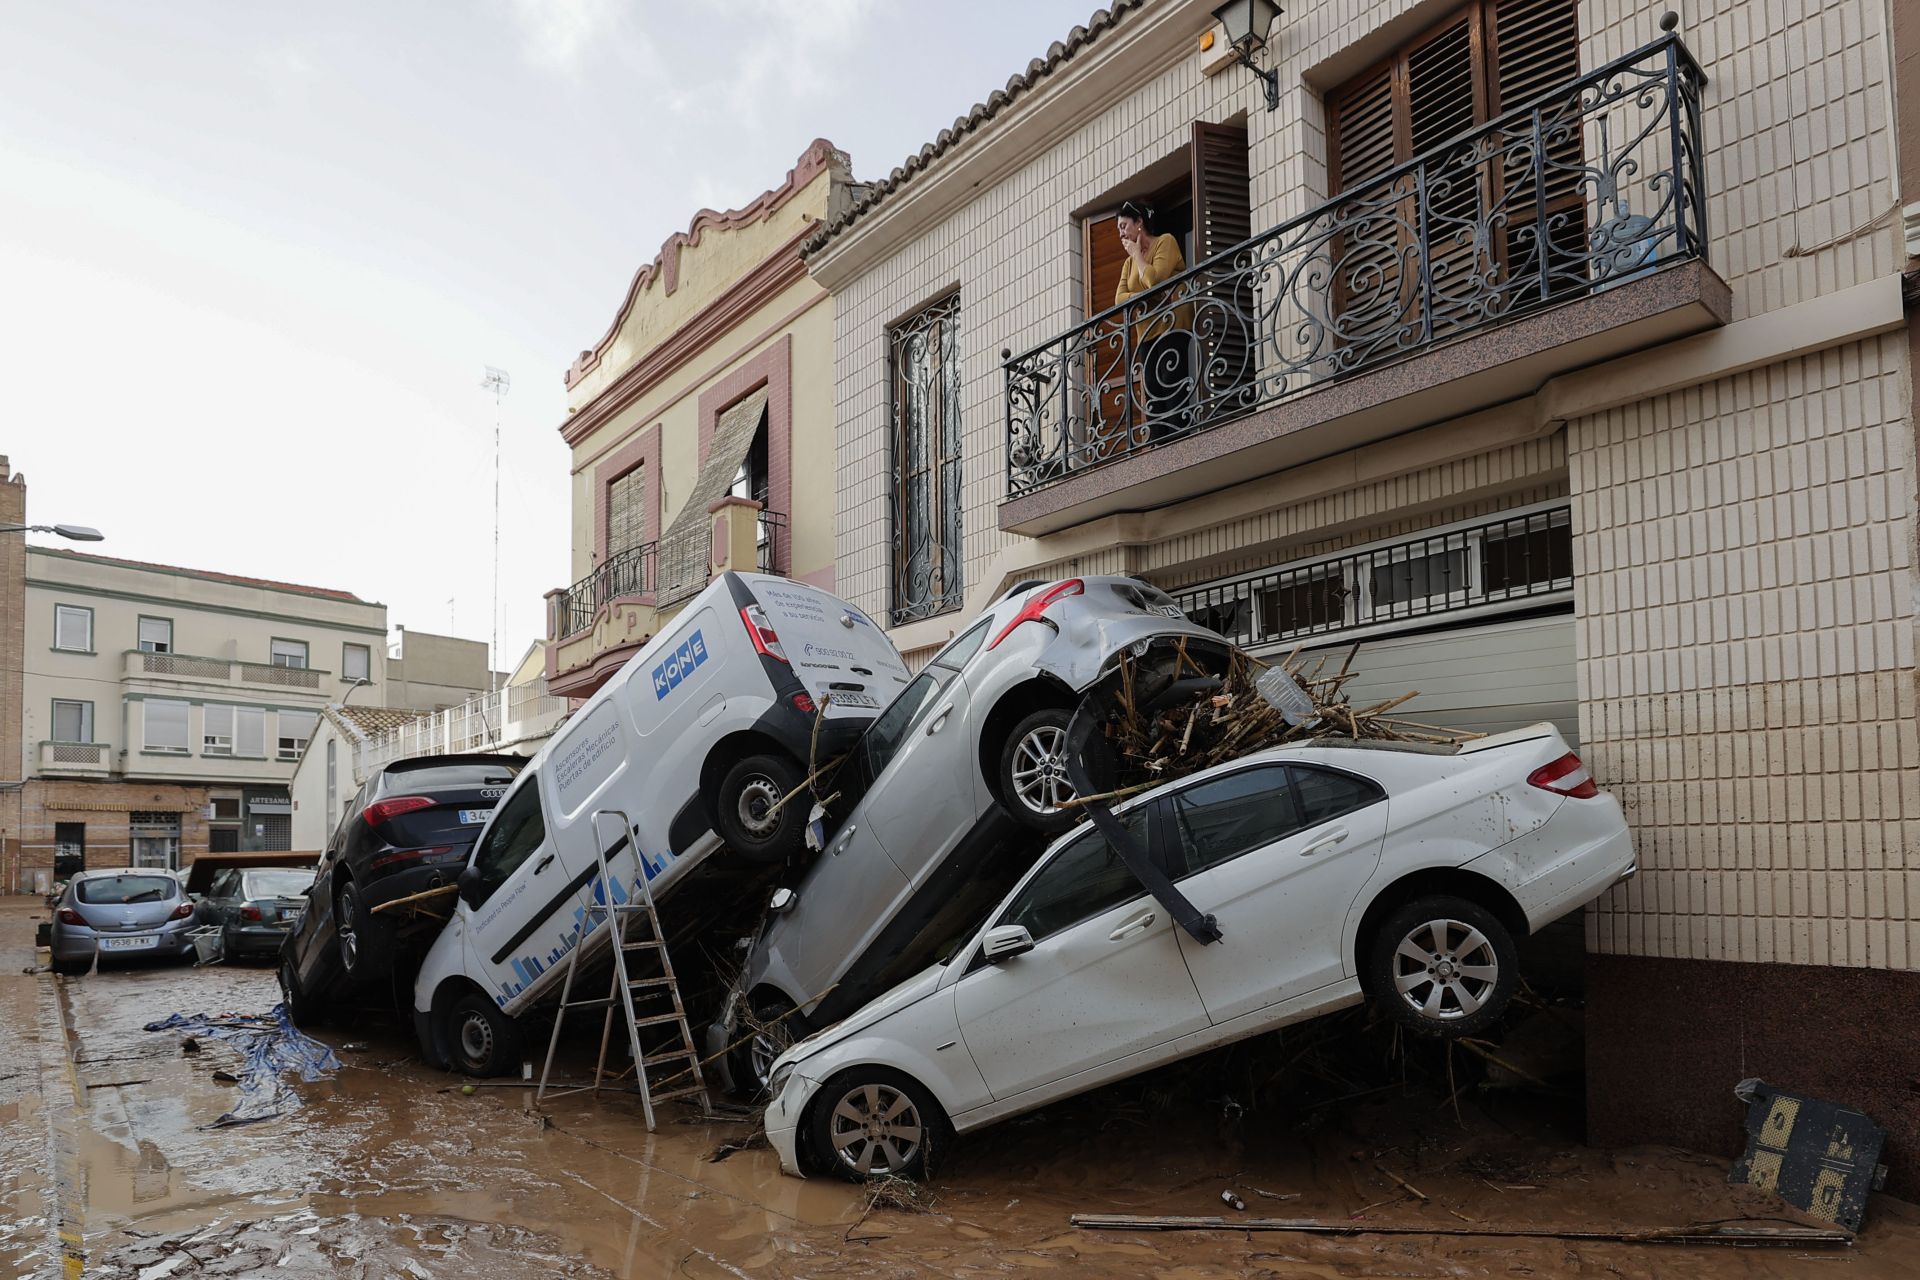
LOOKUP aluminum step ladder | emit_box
[535,808,710,1129]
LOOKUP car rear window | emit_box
[76,875,177,905]
[382,761,520,790]
[243,869,315,898]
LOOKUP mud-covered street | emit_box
[2,898,1915,1278]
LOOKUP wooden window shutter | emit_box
[1405,12,1486,336]
[1190,121,1252,414]
[1488,0,1584,299]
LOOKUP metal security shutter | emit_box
[1303,613,1578,746]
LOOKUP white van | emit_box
[409,572,909,1074]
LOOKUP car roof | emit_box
[71,866,176,879]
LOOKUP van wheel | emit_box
[335,880,392,981]
[716,754,806,864]
[1366,896,1517,1039]
[807,1067,947,1182]
[446,993,521,1077]
[996,708,1079,833]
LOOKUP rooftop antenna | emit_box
[481,366,511,700]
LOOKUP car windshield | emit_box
[243,869,315,898]
[855,619,991,783]
[76,875,177,905]
[383,761,519,790]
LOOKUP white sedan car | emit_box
[763,723,1634,1181]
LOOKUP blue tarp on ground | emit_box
[143,1003,340,1126]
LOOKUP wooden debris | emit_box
[1375,1163,1429,1202]
[369,882,460,916]
[1069,1214,1854,1247]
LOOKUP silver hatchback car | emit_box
[50,868,199,974]
[719,575,1230,1087]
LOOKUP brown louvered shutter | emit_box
[1190,121,1252,414]
[1405,12,1487,337]
[1489,0,1584,304]
[1326,0,1583,342]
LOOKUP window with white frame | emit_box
[342,643,371,683]
[204,705,234,755]
[144,699,191,753]
[51,699,93,743]
[137,616,173,654]
[54,605,92,652]
[277,710,317,761]
[270,638,309,669]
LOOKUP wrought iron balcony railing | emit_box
[1005,34,1707,498]
[554,541,656,640]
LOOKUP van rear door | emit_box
[738,575,910,725]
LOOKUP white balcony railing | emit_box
[126,650,327,691]
[352,679,571,780]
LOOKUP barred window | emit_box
[889,293,964,624]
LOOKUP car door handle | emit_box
[1301,827,1349,857]
[533,853,556,874]
[925,706,953,735]
[1109,909,1155,941]
[833,824,857,855]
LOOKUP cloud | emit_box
[504,0,626,75]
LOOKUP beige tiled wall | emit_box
[1572,332,1919,969]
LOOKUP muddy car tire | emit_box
[715,754,807,864]
[995,708,1080,834]
[729,994,797,1099]
[335,879,392,982]
[280,956,327,1027]
[806,1067,947,1182]
[52,955,89,977]
[446,993,521,1077]
[1366,896,1517,1039]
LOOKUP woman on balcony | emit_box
[1115,199,1194,444]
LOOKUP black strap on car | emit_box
[1062,678,1224,946]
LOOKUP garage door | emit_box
[1290,612,1579,747]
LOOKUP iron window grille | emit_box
[889,292,965,624]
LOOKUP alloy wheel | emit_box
[1009,724,1073,815]
[1390,918,1500,1022]
[827,1082,924,1176]
[336,895,358,969]
[735,775,782,838]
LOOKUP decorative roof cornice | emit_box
[566,138,847,390]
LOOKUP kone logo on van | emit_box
[651,630,709,700]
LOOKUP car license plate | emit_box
[1155,604,1185,618]
[830,691,879,709]
[101,935,158,951]
[458,808,492,824]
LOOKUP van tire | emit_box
[335,879,392,982]
[715,754,807,864]
[446,993,521,1077]
[995,707,1080,834]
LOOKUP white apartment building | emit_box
[20,548,389,878]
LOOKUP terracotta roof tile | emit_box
[803,1,1144,256]
[325,705,427,740]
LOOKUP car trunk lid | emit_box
[1031,579,1231,691]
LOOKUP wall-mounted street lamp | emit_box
[1213,0,1284,112]
[0,522,104,541]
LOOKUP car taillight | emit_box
[240,905,263,921]
[170,902,195,920]
[1528,752,1599,799]
[740,605,788,662]
[791,691,816,715]
[368,846,455,871]
[57,907,82,925]
[987,579,1084,650]
[363,795,435,827]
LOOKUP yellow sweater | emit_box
[1114,233,1193,341]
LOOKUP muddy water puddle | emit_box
[6,899,1920,1278]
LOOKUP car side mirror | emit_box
[981,924,1035,964]
[768,887,797,915]
[455,864,484,908]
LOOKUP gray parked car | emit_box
[717,575,1231,1089]
[50,868,199,974]
[197,866,316,959]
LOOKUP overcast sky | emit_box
[0,0,1092,672]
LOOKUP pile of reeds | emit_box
[1070,641,1479,808]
